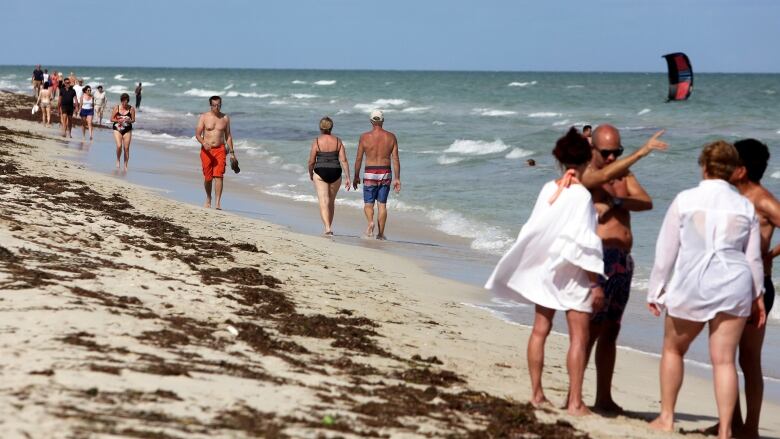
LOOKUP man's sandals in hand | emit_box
[230,156,240,174]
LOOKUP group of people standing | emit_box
[487,126,778,439]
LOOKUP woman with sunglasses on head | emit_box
[111,93,136,171]
[79,85,95,140]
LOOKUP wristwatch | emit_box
[611,197,624,209]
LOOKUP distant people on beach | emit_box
[111,93,136,171]
[32,65,43,98]
[42,69,49,86]
[135,82,142,109]
[353,110,401,240]
[35,82,52,127]
[49,71,59,101]
[582,124,593,145]
[195,95,236,210]
[79,86,95,140]
[73,79,84,109]
[94,85,108,126]
[715,138,778,438]
[584,124,653,414]
[308,116,351,236]
[646,140,766,439]
[58,77,77,138]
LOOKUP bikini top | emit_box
[314,137,341,169]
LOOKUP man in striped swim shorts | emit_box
[353,110,401,240]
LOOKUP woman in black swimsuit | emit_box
[307,116,351,236]
[111,93,136,171]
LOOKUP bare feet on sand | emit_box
[363,223,374,239]
[376,234,387,240]
[530,396,552,409]
[649,414,674,433]
[566,402,593,417]
[204,199,211,209]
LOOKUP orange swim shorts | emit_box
[200,145,226,181]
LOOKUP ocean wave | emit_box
[637,108,652,116]
[224,84,234,90]
[401,106,431,113]
[508,81,537,87]
[142,82,156,87]
[427,209,514,253]
[353,98,408,113]
[107,85,130,94]
[528,112,561,118]
[250,83,257,87]
[552,119,570,127]
[113,74,129,81]
[505,148,533,159]
[269,100,288,105]
[132,130,199,148]
[314,80,336,85]
[437,156,465,165]
[93,77,103,81]
[472,108,517,117]
[154,77,167,82]
[0,80,21,91]
[432,121,446,126]
[336,109,351,115]
[226,91,239,97]
[291,80,307,84]
[771,171,780,179]
[291,93,317,99]
[183,88,221,97]
[566,85,585,88]
[444,139,511,155]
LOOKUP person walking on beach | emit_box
[135,82,142,109]
[35,82,52,127]
[79,86,95,140]
[703,138,779,439]
[49,71,59,101]
[32,65,44,98]
[94,85,108,126]
[308,116,351,236]
[584,124,653,414]
[486,128,606,416]
[73,79,84,113]
[42,69,49,86]
[195,95,236,210]
[647,140,766,439]
[111,93,136,171]
[58,77,77,138]
[352,110,401,240]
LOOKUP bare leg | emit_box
[45,107,51,126]
[203,179,212,208]
[363,203,375,237]
[708,314,747,439]
[214,177,224,210]
[593,320,623,412]
[566,310,592,416]
[736,322,766,439]
[113,130,123,168]
[61,112,67,137]
[649,315,704,432]
[528,305,555,407]
[122,132,132,171]
[87,115,93,140]
[313,175,333,233]
[376,202,388,239]
[327,178,341,234]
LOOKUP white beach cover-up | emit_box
[485,181,604,312]
[647,179,763,321]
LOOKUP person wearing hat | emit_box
[352,109,401,240]
[94,85,108,126]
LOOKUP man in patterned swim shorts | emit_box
[585,124,654,413]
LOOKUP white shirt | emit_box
[43,73,49,83]
[93,90,107,107]
[485,181,604,312]
[73,85,83,101]
[648,179,763,321]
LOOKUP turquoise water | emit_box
[3,66,780,385]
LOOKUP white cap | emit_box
[370,109,384,122]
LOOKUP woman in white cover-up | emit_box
[486,128,606,416]
[646,141,766,439]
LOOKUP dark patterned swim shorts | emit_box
[591,247,634,324]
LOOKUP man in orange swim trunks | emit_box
[195,95,236,210]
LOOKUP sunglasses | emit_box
[598,146,624,159]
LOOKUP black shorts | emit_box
[61,106,74,116]
[765,276,775,315]
[314,167,341,184]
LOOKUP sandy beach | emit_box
[1,91,778,438]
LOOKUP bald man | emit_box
[585,124,654,413]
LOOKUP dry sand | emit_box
[1,91,778,438]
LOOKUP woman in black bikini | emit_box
[307,116,351,236]
[111,93,136,171]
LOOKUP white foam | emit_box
[432,121,446,126]
[226,91,239,97]
[250,83,257,87]
[239,92,275,99]
[93,77,103,81]
[764,89,776,95]
[566,85,585,88]
[771,171,780,179]
[375,98,407,107]
[353,98,408,113]
[291,80,307,85]
[154,77,167,82]
[637,108,652,116]
[106,85,130,94]
[437,156,465,165]
[401,106,431,113]
[0,80,21,91]
[528,112,561,118]
[336,109,351,115]
[552,119,571,126]
[113,74,129,81]
[142,82,156,87]
[508,81,537,87]
[291,93,317,99]
[132,130,199,148]
[224,84,234,90]
[427,209,514,253]
[473,108,517,117]
[269,100,288,105]
[444,139,511,155]
[183,88,221,97]
[505,148,533,159]
[314,80,336,85]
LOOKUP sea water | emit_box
[2,66,779,386]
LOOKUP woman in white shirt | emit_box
[647,140,766,439]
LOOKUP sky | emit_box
[3,0,779,73]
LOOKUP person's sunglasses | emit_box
[599,146,624,159]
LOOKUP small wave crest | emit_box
[528,112,561,118]
[637,108,652,116]
[291,80,307,84]
[473,108,517,117]
[291,93,317,99]
[444,139,511,155]
[771,171,780,179]
[401,106,431,113]
[508,81,537,87]
[427,209,514,253]
[432,121,446,126]
[505,148,533,159]
[183,88,221,97]
[437,156,465,165]
[314,80,336,85]
[114,74,129,81]
[107,85,130,94]
[354,98,408,113]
